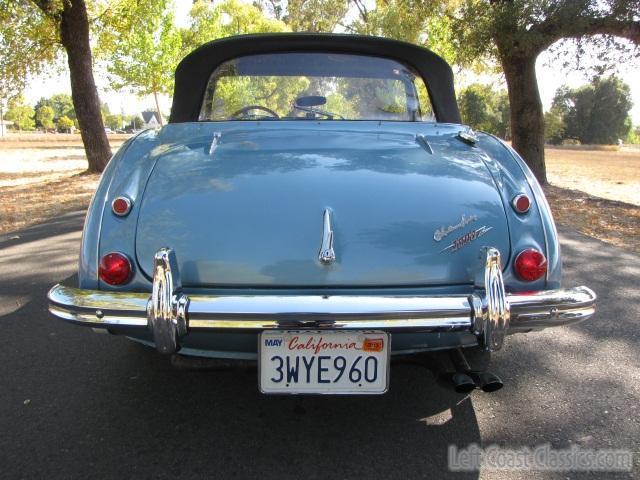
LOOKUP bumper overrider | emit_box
[47,248,596,355]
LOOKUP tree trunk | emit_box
[59,0,111,173]
[501,54,547,184]
[153,90,164,126]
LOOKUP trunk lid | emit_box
[135,127,510,287]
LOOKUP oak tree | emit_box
[447,0,640,183]
[551,76,633,144]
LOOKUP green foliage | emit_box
[181,0,223,49]
[100,102,112,121]
[333,77,420,118]
[202,63,432,121]
[104,113,122,130]
[0,1,60,99]
[5,95,35,131]
[49,94,75,119]
[325,92,357,119]
[211,75,309,118]
[100,0,287,120]
[458,84,490,129]
[625,125,640,145]
[457,84,510,139]
[36,104,55,130]
[544,106,565,145]
[35,94,75,122]
[184,0,287,51]
[348,0,462,67]
[285,0,348,32]
[215,0,288,35]
[57,115,74,132]
[550,76,633,144]
[103,1,182,98]
[585,76,633,144]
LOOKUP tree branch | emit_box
[536,15,640,50]
[350,0,368,23]
[30,0,60,20]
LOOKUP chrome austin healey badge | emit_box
[440,226,493,253]
[433,214,478,242]
[318,208,336,264]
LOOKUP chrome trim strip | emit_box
[209,132,222,156]
[415,134,434,154]
[318,208,336,264]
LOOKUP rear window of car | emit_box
[198,52,434,122]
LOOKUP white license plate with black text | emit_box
[259,330,389,394]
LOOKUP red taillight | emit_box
[112,196,132,216]
[514,249,547,282]
[512,194,531,214]
[99,252,132,285]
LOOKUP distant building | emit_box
[0,120,13,136]
[141,110,163,128]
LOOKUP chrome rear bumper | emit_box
[48,248,596,354]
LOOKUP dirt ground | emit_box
[546,147,640,206]
[544,184,640,254]
[0,138,125,234]
[0,139,638,254]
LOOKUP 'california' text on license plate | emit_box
[259,330,389,394]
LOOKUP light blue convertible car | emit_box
[48,34,596,395]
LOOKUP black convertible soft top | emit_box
[169,33,461,124]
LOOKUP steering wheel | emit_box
[230,105,280,119]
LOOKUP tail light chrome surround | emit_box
[111,196,132,216]
[511,194,531,214]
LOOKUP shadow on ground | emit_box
[0,213,638,479]
[0,212,481,479]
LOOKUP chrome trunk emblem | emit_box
[318,208,336,264]
[433,214,478,242]
[440,226,493,253]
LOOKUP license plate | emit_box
[259,330,389,394]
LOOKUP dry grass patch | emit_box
[0,171,99,234]
[546,147,640,206]
[544,185,640,254]
[0,146,100,234]
[0,133,130,149]
[0,138,130,234]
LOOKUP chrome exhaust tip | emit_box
[473,371,504,392]
[452,372,477,393]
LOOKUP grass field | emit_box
[0,137,638,252]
